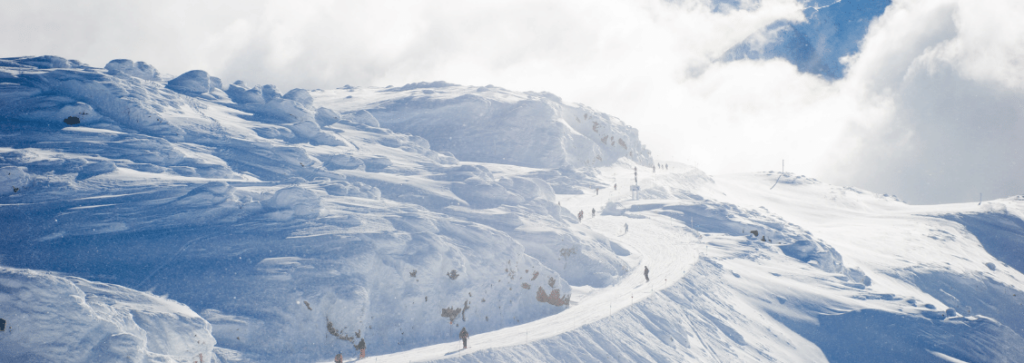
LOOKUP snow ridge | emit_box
[4,55,1024,363]
[0,55,632,362]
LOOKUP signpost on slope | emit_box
[631,166,640,200]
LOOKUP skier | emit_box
[643,266,649,282]
[614,183,617,191]
[356,338,366,359]
[591,208,595,217]
[578,210,584,221]
[334,353,343,363]
[624,223,628,233]
[460,327,469,349]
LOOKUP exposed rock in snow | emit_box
[4,56,1024,363]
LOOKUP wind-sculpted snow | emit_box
[317,83,653,170]
[942,209,1024,275]
[0,56,629,362]
[106,59,161,81]
[0,266,215,363]
[5,55,1024,363]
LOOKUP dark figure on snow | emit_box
[356,338,366,359]
[592,208,596,217]
[334,353,343,363]
[578,210,584,221]
[624,223,629,233]
[460,327,470,349]
[614,183,617,191]
[644,266,649,282]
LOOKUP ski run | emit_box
[2,56,1024,362]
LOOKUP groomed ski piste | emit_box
[2,55,1024,363]
[359,164,1024,363]
[361,163,702,363]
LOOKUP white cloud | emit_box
[2,0,1022,204]
[828,0,1024,204]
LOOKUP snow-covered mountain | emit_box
[723,0,892,79]
[2,55,1023,363]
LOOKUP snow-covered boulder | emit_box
[209,76,223,90]
[104,59,160,81]
[324,154,364,170]
[362,155,392,172]
[259,98,314,124]
[314,107,343,126]
[343,110,380,128]
[166,70,211,95]
[262,186,322,219]
[283,88,313,107]
[261,84,281,102]
[19,55,71,69]
[0,266,216,363]
[312,131,348,146]
[451,176,523,209]
[226,83,264,105]
[75,159,117,180]
[286,120,321,139]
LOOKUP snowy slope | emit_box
[0,266,216,363]
[3,55,1024,363]
[366,165,1024,363]
[0,55,636,362]
[315,82,652,170]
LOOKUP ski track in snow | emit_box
[5,57,1024,362]
[354,167,702,363]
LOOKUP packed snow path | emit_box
[351,166,702,363]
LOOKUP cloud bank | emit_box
[2,0,1022,204]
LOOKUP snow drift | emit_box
[3,55,1024,363]
[0,55,632,362]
